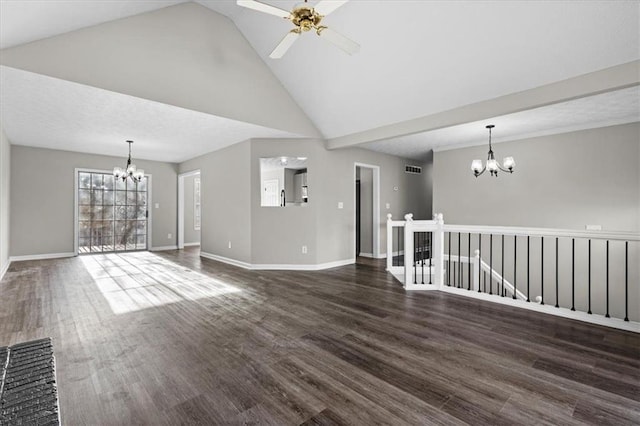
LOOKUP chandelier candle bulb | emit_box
[503,157,515,170]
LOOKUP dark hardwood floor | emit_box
[0,248,638,425]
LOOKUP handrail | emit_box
[443,253,527,300]
[479,258,527,301]
[443,224,640,241]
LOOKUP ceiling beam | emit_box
[326,60,640,150]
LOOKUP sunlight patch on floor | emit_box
[80,252,242,314]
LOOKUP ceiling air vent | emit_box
[405,165,422,174]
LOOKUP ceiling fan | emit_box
[237,0,360,58]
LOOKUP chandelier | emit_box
[471,125,515,177]
[113,140,144,182]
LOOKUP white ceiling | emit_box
[0,66,299,162]
[0,0,639,162]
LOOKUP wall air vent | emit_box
[405,165,422,174]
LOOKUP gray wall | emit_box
[250,139,320,265]
[10,146,178,256]
[358,167,373,256]
[434,123,640,231]
[179,141,252,263]
[183,173,201,245]
[181,137,432,266]
[251,138,432,265]
[0,124,9,275]
[314,144,431,263]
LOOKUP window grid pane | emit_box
[78,172,147,254]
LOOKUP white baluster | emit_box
[386,214,393,271]
[404,214,414,288]
[473,249,480,291]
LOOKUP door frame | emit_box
[177,169,201,249]
[74,168,153,255]
[353,163,380,259]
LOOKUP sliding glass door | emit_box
[77,171,148,254]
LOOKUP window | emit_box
[78,171,148,253]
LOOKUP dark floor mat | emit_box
[0,338,60,425]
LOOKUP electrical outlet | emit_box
[228,241,232,249]
[168,233,172,239]
[338,202,344,209]
[302,245,307,254]
[155,203,160,209]
[386,203,390,209]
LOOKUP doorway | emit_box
[353,163,380,259]
[75,169,151,254]
[178,170,201,250]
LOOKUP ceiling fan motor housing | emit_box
[291,5,323,31]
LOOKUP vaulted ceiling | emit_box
[1,1,638,162]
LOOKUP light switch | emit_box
[155,203,160,209]
[586,225,602,231]
[338,202,344,209]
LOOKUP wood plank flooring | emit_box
[0,248,638,425]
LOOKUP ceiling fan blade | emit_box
[314,0,349,16]
[317,27,360,55]
[269,30,300,59]
[236,0,290,18]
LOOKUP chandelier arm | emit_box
[496,164,514,173]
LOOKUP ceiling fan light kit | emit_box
[237,0,359,58]
[471,125,516,178]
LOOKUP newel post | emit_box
[433,213,445,289]
[473,249,481,291]
[404,213,414,288]
[386,214,393,271]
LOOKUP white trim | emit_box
[0,260,10,281]
[444,224,640,242]
[150,245,178,251]
[440,286,640,333]
[200,251,355,271]
[354,163,381,259]
[183,242,201,247]
[200,252,252,269]
[10,252,75,262]
[358,252,374,258]
[177,170,201,250]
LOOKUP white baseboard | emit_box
[200,251,355,271]
[252,258,355,271]
[0,259,10,281]
[200,252,252,269]
[150,245,178,251]
[9,252,75,262]
[358,252,374,258]
[183,242,201,247]
[439,286,640,333]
